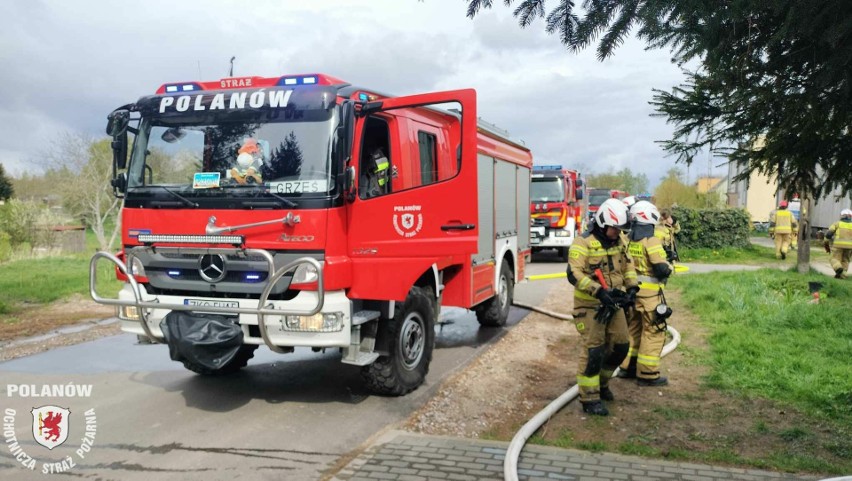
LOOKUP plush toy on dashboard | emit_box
[230,138,263,184]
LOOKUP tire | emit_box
[362,286,436,396]
[182,345,258,376]
[558,247,569,262]
[475,259,514,327]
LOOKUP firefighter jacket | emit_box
[827,221,852,249]
[769,209,797,235]
[628,236,672,300]
[567,230,638,307]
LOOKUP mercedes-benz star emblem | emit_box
[198,254,227,283]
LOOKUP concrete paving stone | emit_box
[446,473,477,481]
[419,470,449,479]
[395,473,426,480]
[699,470,731,478]
[680,475,714,481]
[389,467,420,475]
[334,431,823,481]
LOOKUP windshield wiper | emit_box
[232,185,297,207]
[142,185,198,208]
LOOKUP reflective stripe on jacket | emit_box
[568,232,638,303]
[772,210,795,234]
[829,221,852,248]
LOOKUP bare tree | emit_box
[45,133,122,252]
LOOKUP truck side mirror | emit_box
[111,132,128,170]
[111,172,127,197]
[106,109,130,137]
[344,166,356,202]
[575,187,584,200]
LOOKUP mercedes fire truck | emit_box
[90,73,532,396]
[529,165,583,260]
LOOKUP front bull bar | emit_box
[89,248,325,354]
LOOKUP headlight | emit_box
[282,312,343,332]
[127,256,146,278]
[555,230,571,237]
[119,305,141,321]
[291,263,318,284]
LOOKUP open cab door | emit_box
[347,89,479,299]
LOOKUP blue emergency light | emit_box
[277,76,318,86]
[163,83,202,93]
[358,93,369,101]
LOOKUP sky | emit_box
[0,0,722,189]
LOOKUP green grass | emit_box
[0,254,121,313]
[668,269,852,423]
[679,244,778,264]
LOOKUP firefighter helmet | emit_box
[622,195,637,209]
[630,201,661,225]
[779,200,789,208]
[595,198,629,230]
[841,209,852,219]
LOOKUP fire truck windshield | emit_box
[530,178,564,203]
[125,87,341,201]
[588,192,611,207]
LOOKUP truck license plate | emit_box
[183,299,239,308]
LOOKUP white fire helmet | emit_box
[622,195,637,209]
[630,201,661,225]
[595,198,629,230]
[841,209,852,219]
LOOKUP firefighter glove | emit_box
[624,286,640,309]
[595,288,620,309]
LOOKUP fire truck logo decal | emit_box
[198,254,227,282]
[32,406,70,450]
[393,205,423,238]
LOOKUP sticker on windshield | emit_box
[193,172,221,189]
[268,180,328,194]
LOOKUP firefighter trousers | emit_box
[622,297,666,381]
[571,303,630,403]
[830,247,852,274]
[774,233,792,258]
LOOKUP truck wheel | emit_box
[475,259,513,327]
[558,247,569,261]
[181,345,258,376]
[362,286,435,396]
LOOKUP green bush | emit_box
[0,231,10,262]
[673,206,750,249]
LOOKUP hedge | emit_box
[672,206,751,249]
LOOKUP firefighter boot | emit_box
[637,376,669,387]
[835,268,845,279]
[600,387,615,401]
[581,401,609,416]
[617,357,637,379]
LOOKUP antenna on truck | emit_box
[229,56,236,77]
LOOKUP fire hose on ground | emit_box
[506,272,683,481]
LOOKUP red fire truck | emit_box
[90,73,532,396]
[529,165,583,260]
[584,188,629,230]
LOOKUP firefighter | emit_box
[566,198,638,416]
[769,200,797,260]
[656,209,679,262]
[359,147,391,198]
[824,209,852,279]
[618,201,673,386]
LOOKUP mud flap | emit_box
[160,312,244,370]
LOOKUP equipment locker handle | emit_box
[441,223,475,231]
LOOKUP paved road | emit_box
[0,260,563,481]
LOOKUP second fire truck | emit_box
[529,165,583,260]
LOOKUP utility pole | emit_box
[229,56,236,77]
